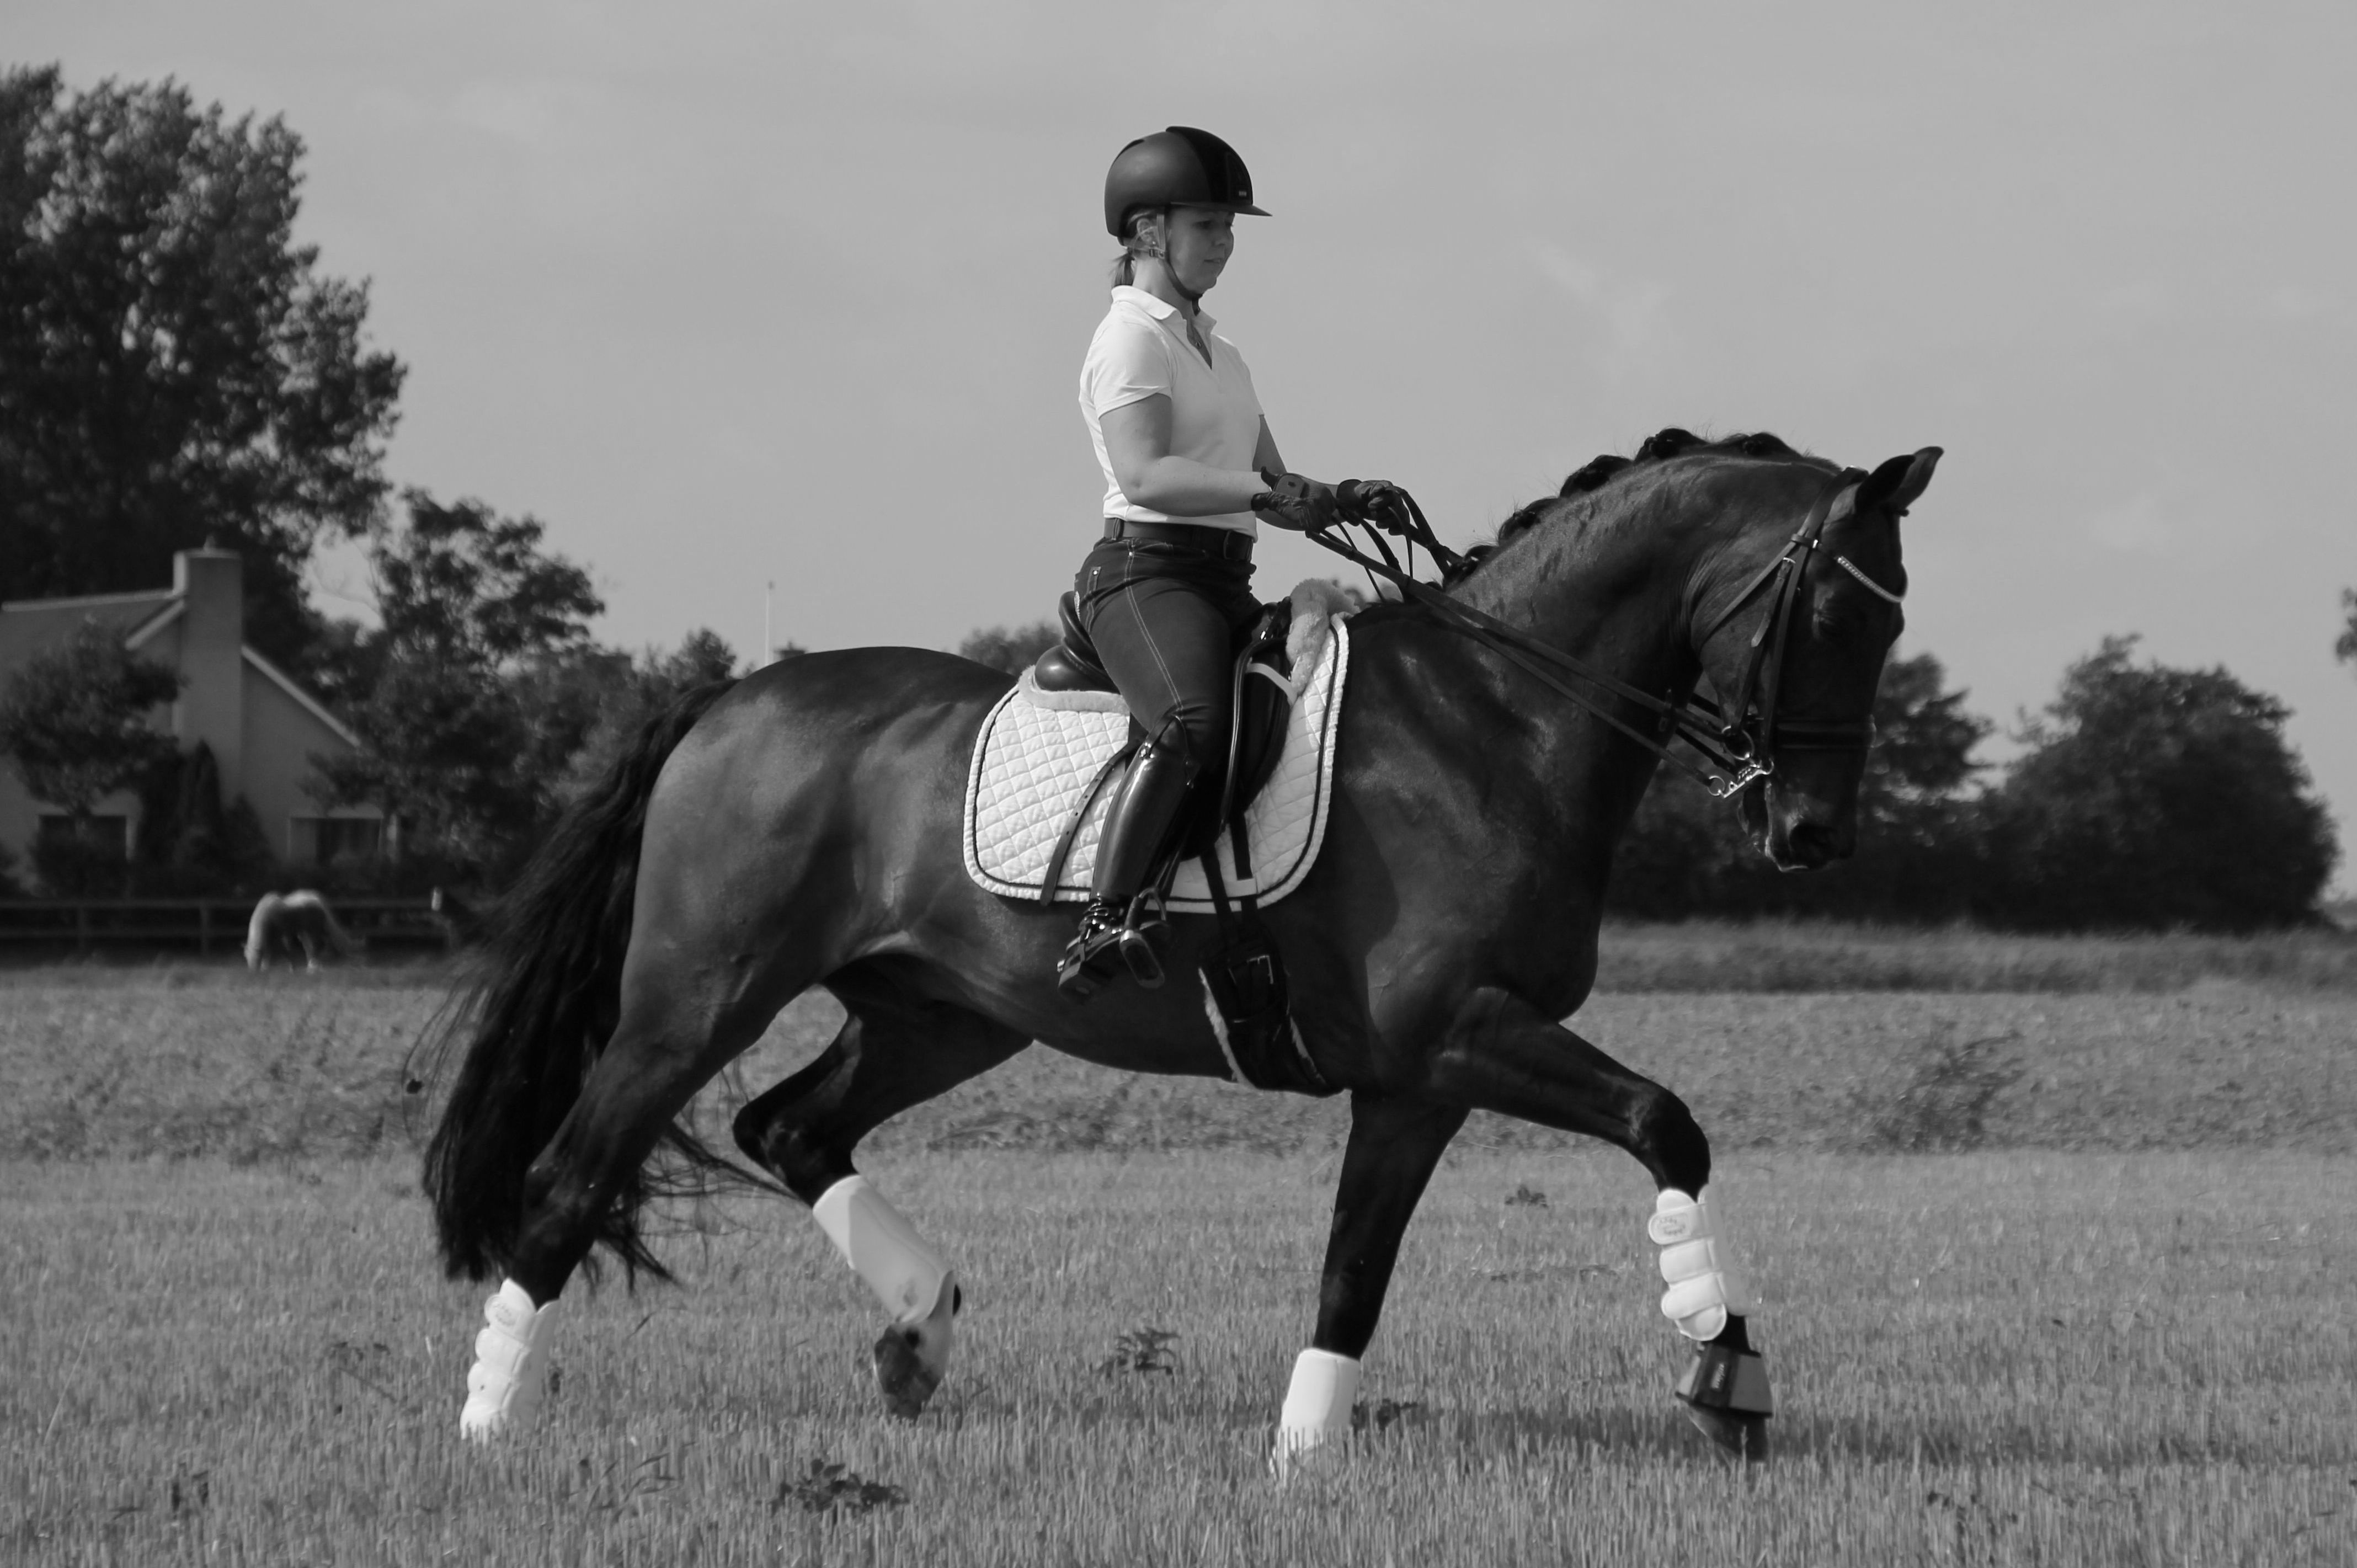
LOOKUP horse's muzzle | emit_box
[1747,780,1855,872]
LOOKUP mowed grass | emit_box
[1595,920,2357,995]
[3,946,2356,1563]
[4,967,2353,1161]
[7,1151,2353,1565]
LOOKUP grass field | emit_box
[4,947,2355,1564]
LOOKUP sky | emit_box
[18,1,2357,886]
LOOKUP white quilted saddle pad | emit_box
[962,612,1351,910]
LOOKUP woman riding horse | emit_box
[1062,126,1393,999]
[422,125,1943,1470]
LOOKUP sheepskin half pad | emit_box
[961,615,1350,910]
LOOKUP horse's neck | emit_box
[1450,518,1704,862]
[1453,520,1702,722]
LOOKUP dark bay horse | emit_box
[426,430,1939,1466]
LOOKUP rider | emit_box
[1058,126,1374,1001]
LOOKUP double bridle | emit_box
[1300,476,1905,801]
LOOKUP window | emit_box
[289,815,382,866]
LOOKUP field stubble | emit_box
[4,943,2355,1563]
[2,967,2350,1162]
[6,1151,2351,1565]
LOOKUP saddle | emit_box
[1027,589,1335,1097]
[1031,588,1296,882]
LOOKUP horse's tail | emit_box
[422,678,745,1285]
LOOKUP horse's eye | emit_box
[1813,610,1863,642]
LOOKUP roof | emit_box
[242,646,361,749]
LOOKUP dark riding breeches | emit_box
[1075,537,1262,781]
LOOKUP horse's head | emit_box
[1696,447,1941,871]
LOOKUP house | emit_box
[0,547,383,882]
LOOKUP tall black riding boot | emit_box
[1057,741,1193,1001]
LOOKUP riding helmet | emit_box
[1103,127,1270,238]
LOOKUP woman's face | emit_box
[1153,206,1234,295]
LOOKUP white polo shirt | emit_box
[1079,284,1265,536]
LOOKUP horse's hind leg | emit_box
[1432,988,1773,1462]
[459,947,804,1439]
[732,970,1028,1418]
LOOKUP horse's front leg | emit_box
[1432,988,1773,1461]
[1273,1092,1466,1476]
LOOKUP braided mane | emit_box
[1444,429,1811,586]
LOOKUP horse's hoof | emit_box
[1673,1340,1771,1463]
[1679,1401,1769,1464]
[871,1272,957,1420]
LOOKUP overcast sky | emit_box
[20,1,2357,886]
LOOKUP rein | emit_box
[1297,478,1891,800]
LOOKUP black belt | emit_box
[1102,518,1253,563]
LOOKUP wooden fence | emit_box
[0,897,457,956]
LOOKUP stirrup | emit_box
[1057,902,1126,1001]
[1118,890,1170,989]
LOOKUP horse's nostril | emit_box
[1787,822,1837,862]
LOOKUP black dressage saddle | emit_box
[1031,589,1296,872]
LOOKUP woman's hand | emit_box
[1251,471,1343,532]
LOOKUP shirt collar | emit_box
[1112,284,1215,336]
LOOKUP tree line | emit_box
[0,66,2345,929]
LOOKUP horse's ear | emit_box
[1857,447,1942,517]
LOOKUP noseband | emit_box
[1296,474,1903,802]
[1686,480,1903,795]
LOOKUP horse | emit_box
[423,429,1939,1468]
[243,889,355,971]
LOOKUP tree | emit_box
[311,492,601,878]
[0,621,184,892]
[0,66,404,670]
[551,629,740,802]
[2338,588,2355,670]
[1977,636,2337,931]
[0,621,183,820]
[957,618,1060,676]
[1608,649,1990,921]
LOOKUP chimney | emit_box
[172,547,244,798]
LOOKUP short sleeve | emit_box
[1081,313,1174,419]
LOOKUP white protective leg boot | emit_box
[459,1279,559,1441]
[1650,1187,1759,1341]
[1650,1187,1773,1459]
[812,1175,957,1419]
[1270,1348,1361,1480]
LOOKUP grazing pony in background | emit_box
[423,430,1940,1470]
[244,890,354,971]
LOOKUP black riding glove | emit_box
[1251,470,1342,532]
[1335,479,1407,527]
